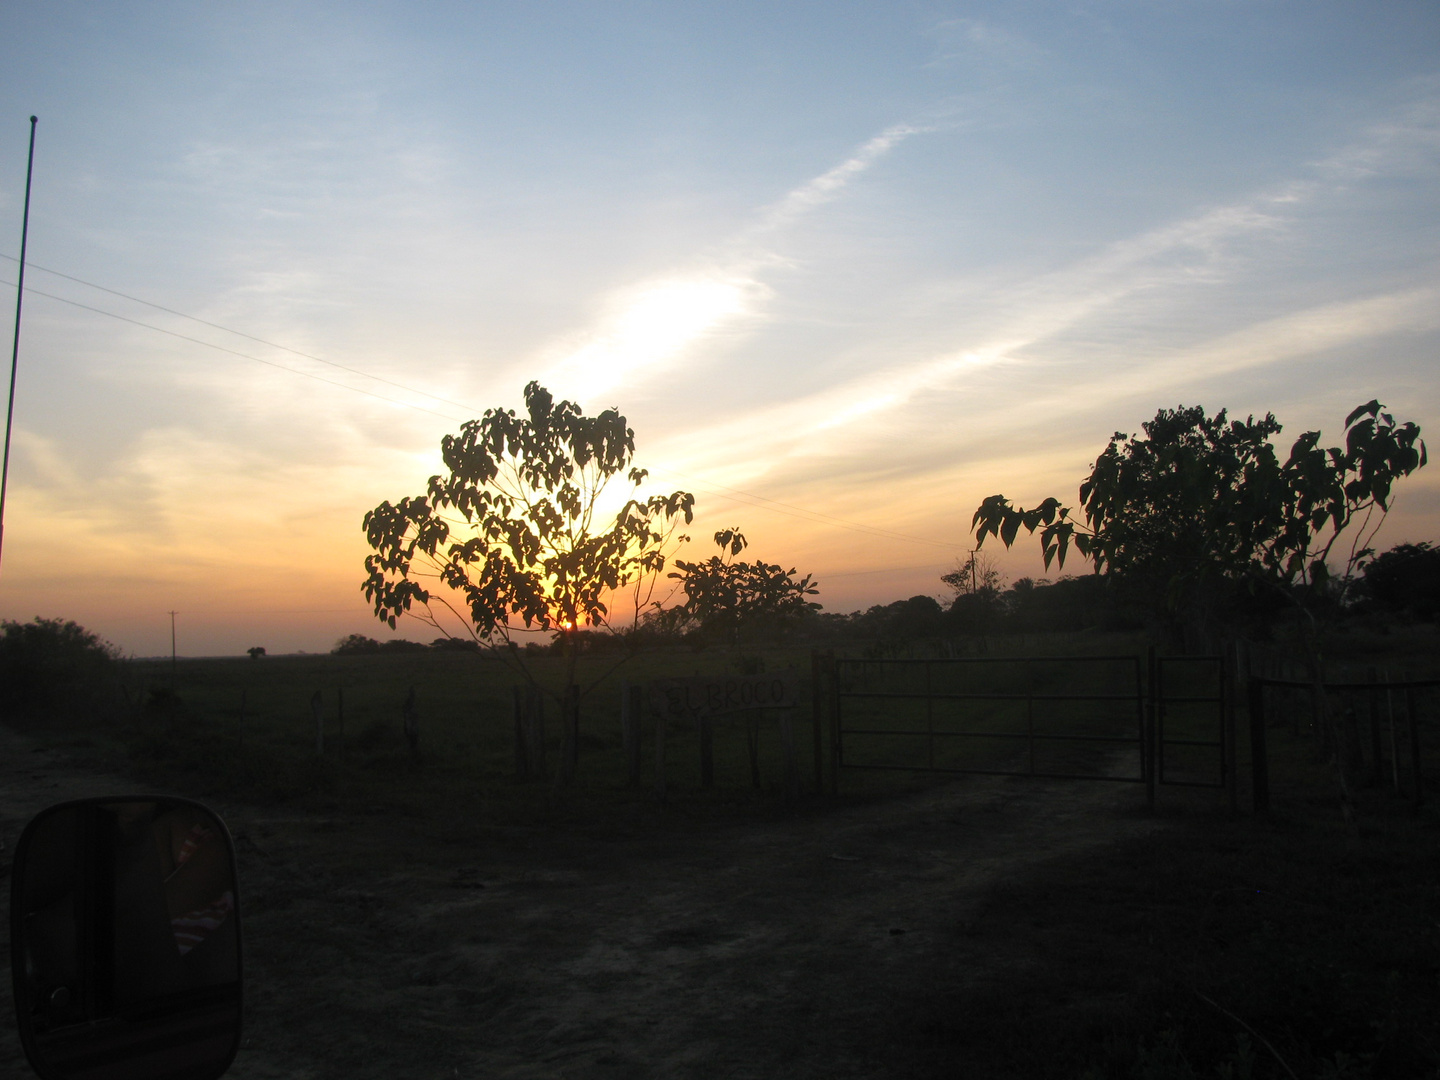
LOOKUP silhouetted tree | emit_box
[247,646,266,659]
[1357,542,1440,621]
[362,382,693,781]
[668,528,819,646]
[0,617,123,727]
[942,551,1005,637]
[973,401,1426,647]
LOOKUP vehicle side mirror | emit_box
[10,797,242,1080]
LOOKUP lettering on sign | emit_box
[649,671,800,723]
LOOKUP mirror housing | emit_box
[10,797,243,1080]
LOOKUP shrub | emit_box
[1359,542,1440,621]
[0,617,124,728]
[430,637,482,652]
[333,634,381,655]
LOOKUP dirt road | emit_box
[0,725,1169,1079]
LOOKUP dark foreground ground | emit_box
[1,721,1436,1080]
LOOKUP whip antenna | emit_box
[0,115,37,575]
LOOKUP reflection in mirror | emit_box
[11,797,242,1080]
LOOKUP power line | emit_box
[1,254,482,414]
[0,279,466,423]
[2,259,964,553]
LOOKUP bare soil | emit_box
[0,722,1186,1079]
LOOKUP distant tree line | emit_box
[332,634,483,655]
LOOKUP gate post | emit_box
[1407,685,1422,809]
[1145,646,1156,812]
[1248,677,1269,814]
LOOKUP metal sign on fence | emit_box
[625,671,804,804]
[647,671,800,723]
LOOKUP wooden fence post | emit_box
[403,686,419,759]
[780,707,799,807]
[513,687,530,779]
[811,652,824,794]
[1366,667,1382,787]
[526,687,547,781]
[699,714,714,790]
[559,683,579,785]
[654,708,666,802]
[621,682,642,787]
[311,690,324,758]
[1407,685,1422,809]
[744,711,761,789]
[337,686,345,760]
[1248,677,1269,814]
[1145,646,1157,812]
[238,688,247,751]
[828,652,841,795]
[1385,672,1401,791]
[1224,644,1237,816]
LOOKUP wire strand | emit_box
[1,280,467,423]
[2,261,962,554]
[0,254,482,414]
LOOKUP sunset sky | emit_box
[1,2,1437,656]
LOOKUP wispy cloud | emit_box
[753,123,928,233]
[925,18,1046,69]
[540,121,929,402]
[653,97,1440,494]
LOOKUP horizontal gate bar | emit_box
[1161,738,1222,748]
[836,655,1142,664]
[838,691,1140,702]
[841,728,1139,743]
[840,762,1145,782]
[1157,778,1226,789]
[1251,677,1440,690]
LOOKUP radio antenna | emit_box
[0,115,38,575]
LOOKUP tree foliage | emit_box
[668,528,819,644]
[363,381,694,648]
[973,401,1426,630]
[1357,542,1440,621]
[0,617,124,727]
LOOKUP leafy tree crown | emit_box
[363,382,694,645]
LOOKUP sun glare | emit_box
[546,276,756,399]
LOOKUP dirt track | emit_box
[0,725,1170,1079]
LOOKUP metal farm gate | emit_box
[824,651,1236,810]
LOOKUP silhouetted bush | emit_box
[0,617,124,728]
[378,638,427,653]
[333,634,381,654]
[429,636,483,652]
[1358,542,1440,621]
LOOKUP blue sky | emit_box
[1,2,1436,655]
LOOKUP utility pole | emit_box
[0,116,38,576]
[169,610,178,689]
